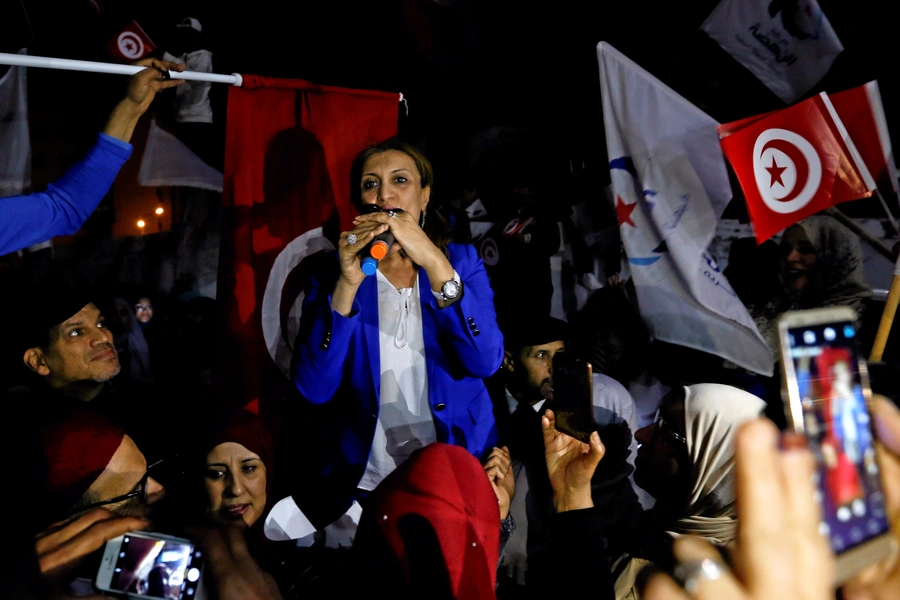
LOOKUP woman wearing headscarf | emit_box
[749,214,873,352]
[610,383,766,599]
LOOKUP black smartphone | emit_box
[550,352,594,444]
[778,306,897,584]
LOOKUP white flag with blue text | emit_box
[701,0,843,103]
[597,41,774,376]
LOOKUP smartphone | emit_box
[778,306,897,584]
[550,352,594,444]
[95,531,206,600]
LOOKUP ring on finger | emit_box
[673,558,726,594]
[387,211,398,219]
[347,233,358,245]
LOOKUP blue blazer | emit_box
[292,243,503,526]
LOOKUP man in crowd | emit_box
[488,315,644,598]
[8,283,180,464]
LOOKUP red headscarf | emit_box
[38,401,126,519]
[201,409,274,499]
[352,443,500,599]
[204,410,273,467]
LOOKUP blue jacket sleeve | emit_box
[0,133,132,256]
[292,259,362,404]
[431,244,504,378]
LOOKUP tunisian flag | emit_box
[216,75,398,421]
[719,92,875,243]
[829,81,899,202]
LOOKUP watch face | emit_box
[443,279,461,299]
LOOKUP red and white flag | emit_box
[106,20,155,63]
[719,93,875,243]
[829,81,899,200]
[216,75,398,417]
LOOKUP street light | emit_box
[137,219,146,228]
[155,207,164,215]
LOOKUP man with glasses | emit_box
[37,399,166,526]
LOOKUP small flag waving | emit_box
[106,20,155,63]
[719,93,875,243]
[701,0,843,103]
[597,42,774,376]
[829,81,899,201]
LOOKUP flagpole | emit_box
[870,253,900,362]
[825,207,896,262]
[0,52,243,86]
[873,188,900,236]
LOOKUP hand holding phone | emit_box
[550,352,594,444]
[778,307,898,584]
[36,509,148,589]
[96,531,206,599]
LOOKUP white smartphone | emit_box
[95,531,207,600]
[778,306,897,584]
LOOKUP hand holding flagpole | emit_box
[0,52,243,86]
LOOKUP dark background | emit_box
[1,0,897,218]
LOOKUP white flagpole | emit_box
[0,52,243,86]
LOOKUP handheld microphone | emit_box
[356,205,399,276]
[360,230,395,276]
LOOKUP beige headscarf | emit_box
[667,383,766,544]
[751,214,873,351]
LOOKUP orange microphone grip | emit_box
[369,240,389,260]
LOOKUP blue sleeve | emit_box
[292,258,362,404]
[431,244,505,378]
[0,133,132,256]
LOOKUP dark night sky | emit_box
[2,0,897,215]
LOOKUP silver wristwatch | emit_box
[432,270,461,302]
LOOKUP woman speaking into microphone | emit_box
[291,137,504,529]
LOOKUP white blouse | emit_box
[357,270,435,491]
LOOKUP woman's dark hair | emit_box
[349,137,452,253]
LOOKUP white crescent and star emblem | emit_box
[261,227,335,379]
[117,31,145,59]
[752,128,822,214]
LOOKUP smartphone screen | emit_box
[551,353,594,444]
[105,532,204,599]
[784,319,890,554]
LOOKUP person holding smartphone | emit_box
[487,314,644,597]
[636,394,900,600]
[289,137,503,539]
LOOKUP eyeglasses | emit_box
[67,459,163,517]
[653,408,687,446]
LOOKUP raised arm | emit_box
[0,58,184,256]
[292,254,362,403]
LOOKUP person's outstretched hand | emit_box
[35,508,149,597]
[542,408,605,512]
[640,417,834,600]
[842,395,900,600]
[103,57,186,142]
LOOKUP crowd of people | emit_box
[2,61,900,600]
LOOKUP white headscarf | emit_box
[667,383,766,544]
